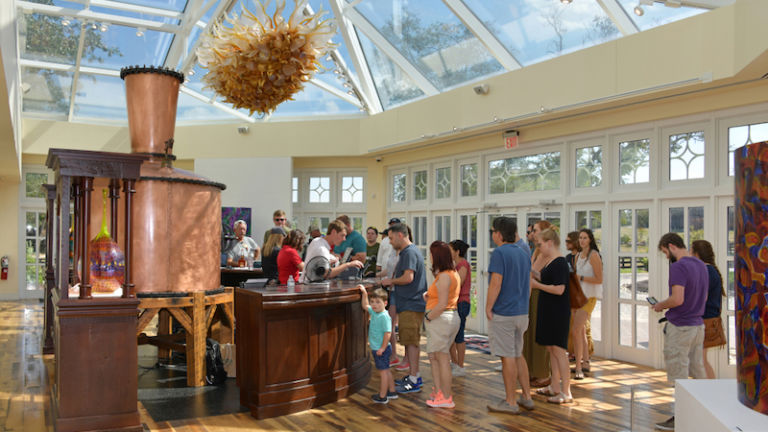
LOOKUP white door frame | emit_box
[18,206,47,300]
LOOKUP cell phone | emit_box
[646,296,658,305]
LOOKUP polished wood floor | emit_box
[0,300,675,431]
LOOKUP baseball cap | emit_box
[388,217,401,225]
[270,227,286,235]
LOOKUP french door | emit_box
[573,206,605,355]
[717,199,737,378]
[611,202,655,365]
[457,212,481,333]
[18,207,47,299]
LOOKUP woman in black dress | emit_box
[532,228,572,404]
[261,227,286,283]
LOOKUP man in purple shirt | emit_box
[652,233,708,431]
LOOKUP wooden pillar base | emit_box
[53,293,141,432]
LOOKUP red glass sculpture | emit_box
[89,189,125,293]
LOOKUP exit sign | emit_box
[503,130,519,149]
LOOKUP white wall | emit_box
[194,157,292,247]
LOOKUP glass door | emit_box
[458,212,480,333]
[611,203,654,364]
[573,206,605,355]
[717,199,737,378]
[19,208,47,299]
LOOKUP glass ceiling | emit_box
[15,0,724,125]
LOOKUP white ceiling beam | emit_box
[328,0,382,114]
[20,59,120,77]
[441,0,520,71]
[17,1,179,33]
[82,0,184,20]
[658,0,734,9]
[309,78,363,108]
[341,4,439,97]
[179,86,257,123]
[596,0,640,36]
[177,0,237,74]
[67,13,89,122]
[163,0,213,69]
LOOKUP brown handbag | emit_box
[703,316,726,348]
[568,255,588,309]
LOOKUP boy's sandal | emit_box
[535,385,557,397]
[547,393,574,404]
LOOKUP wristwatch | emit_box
[425,314,432,322]
[580,275,584,281]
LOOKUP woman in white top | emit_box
[572,229,603,380]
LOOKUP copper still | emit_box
[120,66,225,293]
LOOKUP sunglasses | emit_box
[274,218,286,222]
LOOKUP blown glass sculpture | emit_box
[89,189,125,293]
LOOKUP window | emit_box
[435,215,451,241]
[575,146,602,188]
[308,176,330,203]
[669,131,705,181]
[413,170,427,201]
[460,163,477,197]
[575,210,602,247]
[25,172,48,199]
[412,216,427,259]
[308,216,330,233]
[488,151,560,194]
[291,177,298,203]
[728,121,768,176]
[435,167,451,199]
[352,216,364,233]
[619,139,650,184]
[341,176,364,203]
[24,210,47,292]
[392,173,406,202]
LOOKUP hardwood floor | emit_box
[0,300,675,431]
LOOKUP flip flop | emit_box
[536,385,557,397]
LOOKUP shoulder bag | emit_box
[568,255,588,309]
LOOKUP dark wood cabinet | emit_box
[235,281,372,419]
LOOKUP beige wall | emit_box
[0,180,20,299]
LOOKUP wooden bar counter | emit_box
[235,280,373,419]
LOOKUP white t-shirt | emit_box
[226,237,259,262]
[376,237,393,270]
[302,237,338,283]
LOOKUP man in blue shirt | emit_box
[335,215,367,263]
[486,217,534,414]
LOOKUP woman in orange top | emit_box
[423,241,461,408]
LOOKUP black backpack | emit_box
[205,338,227,385]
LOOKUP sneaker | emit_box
[389,357,401,367]
[395,376,422,394]
[453,366,466,377]
[517,397,535,411]
[494,364,503,372]
[371,394,388,404]
[386,391,398,400]
[487,398,520,415]
[395,375,422,387]
[655,416,675,431]
[395,361,411,371]
[427,393,455,408]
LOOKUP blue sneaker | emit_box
[395,376,422,394]
[395,376,422,386]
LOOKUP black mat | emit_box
[137,360,246,422]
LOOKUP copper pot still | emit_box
[121,66,225,293]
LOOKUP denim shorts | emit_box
[454,301,471,343]
[373,344,392,370]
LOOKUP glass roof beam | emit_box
[342,5,439,97]
[179,86,256,123]
[672,0,734,8]
[20,59,122,78]
[329,0,382,114]
[441,0,521,71]
[597,0,640,35]
[17,1,180,34]
[177,0,238,74]
[73,0,184,20]
[309,78,363,108]
[164,0,215,69]
[67,19,89,122]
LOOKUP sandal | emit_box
[574,370,584,380]
[536,385,557,397]
[582,361,591,372]
[547,393,574,404]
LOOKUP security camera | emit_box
[237,126,249,135]
[375,157,382,163]
[473,84,489,95]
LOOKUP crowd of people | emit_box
[226,212,725,429]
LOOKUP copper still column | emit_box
[121,66,225,294]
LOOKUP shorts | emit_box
[426,310,460,353]
[579,297,597,314]
[454,301,471,344]
[398,310,424,346]
[663,322,705,383]
[372,345,392,370]
[489,314,528,358]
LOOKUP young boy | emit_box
[358,285,397,404]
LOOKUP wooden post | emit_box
[58,176,71,300]
[122,179,135,299]
[187,291,206,386]
[79,177,93,299]
[71,180,81,286]
[109,179,120,243]
[43,185,56,354]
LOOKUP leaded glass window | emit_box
[25,172,47,199]
[392,173,406,203]
[619,139,650,184]
[575,146,602,188]
[460,163,477,197]
[341,176,364,203]
[488,152,560,194]
[669,131,704,181]
[291,177,298,203]
[728,122,768,176]
[308,176,330,203]
[413,170,427,201]
[435,167,450,199]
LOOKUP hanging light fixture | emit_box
[100,23,108,32]
[634,4,644,16]
[560,0,573,4]
[136,27,146,37]
[61,17,71,26]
